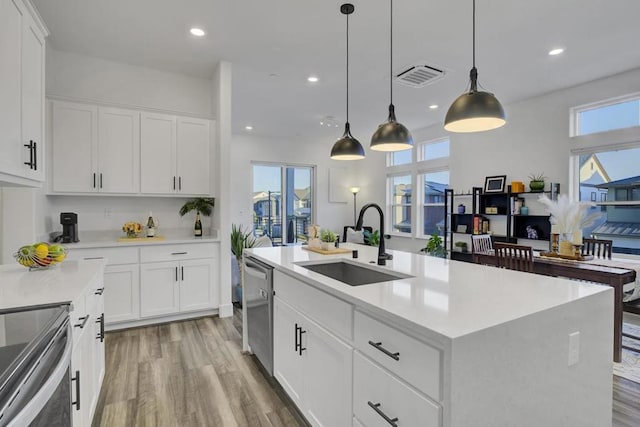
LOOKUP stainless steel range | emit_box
[0,305,72,427]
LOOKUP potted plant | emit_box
[230,224,257,304]
[528,173,546,192]
[454,241,468,253]
[319,229,337,251]
[363,229,380,247]
[422,233,447,258]
[179,198,215,236]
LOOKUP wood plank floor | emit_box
[93,308,640,426]
[92,309,305,427]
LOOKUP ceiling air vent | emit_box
[395,64,445,88]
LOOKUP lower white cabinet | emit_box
[273,297,352,427]
[104,264,139,323]
[70,276,105,427]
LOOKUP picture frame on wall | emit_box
[483,175,506,193]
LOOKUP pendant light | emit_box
[331,3,365,160]
[444,0,506,133]
[370,0,413,152]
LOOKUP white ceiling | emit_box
[33,0,640,142]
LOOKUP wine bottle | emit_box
[146,212,155,237]
[194,212,202,237]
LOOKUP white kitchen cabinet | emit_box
[179,258,217,312]
[51,101,140,194]
[140,261,180,318]
[140,113,211,195]
[0,0,46,186]
[273,296,352,427]
[104,264,140,324]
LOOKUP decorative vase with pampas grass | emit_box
[538,195,602,256]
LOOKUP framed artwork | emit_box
[456,225,468,233]
[483,175,506,193]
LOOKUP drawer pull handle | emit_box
[295,323,300,352]
[84,257,104,260]
[72,370,81,410]
[171,252,188,255]
[298,328,307,356]
[95,287,104,295]
[368,401,398,426]
[368,340,400,361]
[74,316,89,329]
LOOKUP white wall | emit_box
[384,67,640,252]
[230,134,363,237]
[46,48,213,117]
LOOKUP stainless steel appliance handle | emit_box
[244,263,268,281]
[6,322,72,427]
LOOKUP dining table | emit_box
[473,250,637,362]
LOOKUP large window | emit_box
[578,147,640,254]
[574,95,640,136]
[386,137,450,238]
[252,163,314,245]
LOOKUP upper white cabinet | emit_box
[51,101,140,193]
[140,113,211,195]
[0,0,46,186]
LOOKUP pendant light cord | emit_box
[472,0,476,68]
[346,12,350,123]
[390,0,393,106]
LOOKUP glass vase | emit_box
[559,233,574,256]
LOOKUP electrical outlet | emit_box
[568,331,580,366]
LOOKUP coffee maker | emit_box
[60,212,79,243]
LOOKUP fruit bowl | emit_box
[14,243,68,270]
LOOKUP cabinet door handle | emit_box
[33,141,37,170]
[71,370,81,410]
[181,266,184,281]
[100,173,103,188]
[95,313,105,342]
[95,287,104,295]
[294,323,300,352]
[175,266,178,282]
[171,252,188,255]
[173,176,176,190]
[368,340,400,361]
[74,316,89,329]
[24,140,34,169]
[298,328,306,356]
[179,176,182,190]
[367,401,398,426]
[83,257,104,260]
[93,173,96,188]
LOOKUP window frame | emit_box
[570,91,640,137]
[387,172,413,236]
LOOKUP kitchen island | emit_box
[246,243,614,427]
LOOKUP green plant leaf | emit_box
[179,198,215,217]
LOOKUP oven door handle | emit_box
[6,322,73,427]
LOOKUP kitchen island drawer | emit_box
[274,270,352,340]
[66,247,139,265]
[354,310,442,401]
[140,243,218,263]
[354,351,441,427]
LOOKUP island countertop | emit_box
[246,243,611,339]
[0,259,106,313]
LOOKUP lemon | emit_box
[53,253,66,263]
[34,244,48,259]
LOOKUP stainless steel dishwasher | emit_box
[243,256,274,375]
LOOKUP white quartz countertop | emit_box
[246,244,611,339]
[59,229,219,249]
[0,259,106,313]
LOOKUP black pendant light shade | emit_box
[444,0,506,133]
[371,0,413,152]
[331,3,365,160]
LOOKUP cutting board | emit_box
[302,246,352,255]
[117,236,166,243]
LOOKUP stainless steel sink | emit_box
[297,261,412,286]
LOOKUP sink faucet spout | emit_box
[356,203,392,265]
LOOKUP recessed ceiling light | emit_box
[548,48,564,56]
[190,28,206,37]
[307,76,319,83]
[245,125,253,131]
[429,104,439,110]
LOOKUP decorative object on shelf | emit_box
[482,218,490,233]
[456,224,468,233]
[483,175,506,193]
[179,197,215,236]
[350,187,360,225]
[538,194,602,256]
[513,198,524,214]
[308,224,321,248]
[331,4,365,160]
[526,225,538,239]
[550,182,560,200]
[511,181,525,193]
[122,221,142,238]
[520,206,529,215]
[550,233,559,253]
[14,242,67,270]
[454,241,468,253]
[457,204,466,214]
[370,0,413,152]
[422,233,447,258]
[528,173,546,192]
[444,0,505,133]
[485,206,498,214]
[319,229,338,251]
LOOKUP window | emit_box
[386,137,450,238]
[389,175,412,234]
[421,171,450,236]
[577,147,640,254]
[252,163,314,245]
[575,96,640,136]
